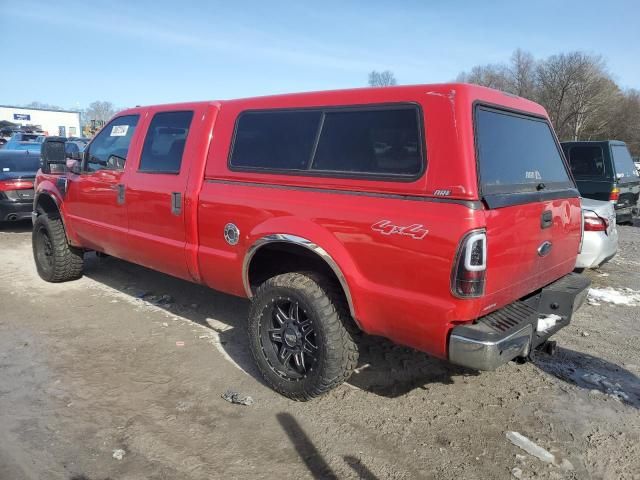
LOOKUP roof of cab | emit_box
[124,83,548,117]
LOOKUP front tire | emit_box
[32,213,84,282]
[248,272,359,401]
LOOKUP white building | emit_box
[0,105,81,137]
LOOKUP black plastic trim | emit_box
[483,188,580,209]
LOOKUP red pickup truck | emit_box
[32,84,590,400]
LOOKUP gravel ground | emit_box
[0,220,638,480]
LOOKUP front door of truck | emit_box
[124,109,195,281]
[64,114,141,257]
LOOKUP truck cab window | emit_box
[85,115,139,172]
[139,111,194,173]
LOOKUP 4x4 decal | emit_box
[371,220,429,240]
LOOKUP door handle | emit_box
[540,210,552,229]
[114,184,125,205]
[171,192,182,215]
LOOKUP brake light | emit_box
[451,230,486,298]
[583,212,608,232]
[609,187,620,203]
[0,179,34,191]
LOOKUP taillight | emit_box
[0,179,34,191]
[451,230,486,298]
[583,211,608,232]
[609,187,620,204]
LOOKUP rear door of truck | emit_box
[124,108,197,281]
[474,106,582,312]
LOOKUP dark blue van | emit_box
[562,140,640,224]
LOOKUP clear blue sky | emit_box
[2,0,639,110]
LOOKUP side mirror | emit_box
[41,137,67,174]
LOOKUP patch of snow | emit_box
[587,287,640,306]
[506,432,575,471]
[506,431,555,464]
[580,372,630,402]
[537,314,562,333]
[112,449,126,460]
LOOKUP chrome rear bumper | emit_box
[448,273,590,371]
[449,324,533,371]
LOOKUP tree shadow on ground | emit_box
[277,412,381,480]
[82,254,476,398]
[277,412,339,479]
[534,346,640,408]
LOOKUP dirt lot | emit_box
[1,221,638,480]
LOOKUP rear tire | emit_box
[248,271,359,401]
[32,213,84,282]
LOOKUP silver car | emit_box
[577,198,618,269]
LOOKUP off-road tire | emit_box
[248,271,359,401]
[32,213,84,282]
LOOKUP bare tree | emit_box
[536,52,615,140]
[23,101,63,110]
[456,64,511,91]
[85,101,117,123]
[606,89,640,155]
[507,49,537,98]
[456,49,536,97]
[368,70,398,87]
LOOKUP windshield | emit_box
[611,144,640,182]
[475,107,573,194]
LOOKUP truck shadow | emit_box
[0,219,32,233]
[348,334,477,397]
[82,253,475,397]
[534,347,640,408]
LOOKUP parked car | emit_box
[4,132,43,153]
[576,198,618,269]
[561,141,640,224]
[32,84,590,400]
[0,150,40,222]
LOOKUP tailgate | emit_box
[483,197,581,309]
[474,106,581,313]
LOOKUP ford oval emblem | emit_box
[538,241,553,257]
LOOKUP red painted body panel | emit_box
[35,84,580,360]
